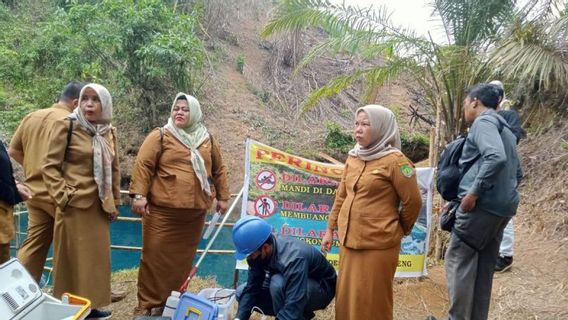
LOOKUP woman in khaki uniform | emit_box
[0,142,32,264]
[321,105,422,320]
[42,84,120,320]
[129,93,230,315]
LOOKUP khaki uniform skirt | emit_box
[52,201,111,309]
[335,244,401,320]
[137,204,206,309]
[0,201,14,245]
[0,201,14,264]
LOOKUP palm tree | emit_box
[261,0,568,146]
[486,1,568,111]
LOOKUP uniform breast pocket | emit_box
[360,168,389,189]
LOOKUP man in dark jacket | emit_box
[489,80,526,273]
[0,141,31,264]
[445,83,522,320]
[232,216,336,320]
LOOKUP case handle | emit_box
[184,306,202,320]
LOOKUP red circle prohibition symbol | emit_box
[254,195,277,218]
[255,169,277,192]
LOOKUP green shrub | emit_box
[0,103,35,137]
[236,54,245,74]
[401,131,430,162]
[324,121,354,154]
[324,120,429,163]
[0,0,207,132]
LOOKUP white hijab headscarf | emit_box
[164,92,211,196]
[489,80,511,110]
[68,83,114,201]
[348,104,401,161]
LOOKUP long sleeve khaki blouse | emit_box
[328,151,422,250]
[42,119,121,214]
[129,128,230,210]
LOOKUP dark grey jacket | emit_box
[458,110,521,217]
[0,142,22,205]
[236,234,337,320]
[498,109,525,143]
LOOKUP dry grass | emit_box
[108,270,222,320]
[489,226,568,320]
[516,120,568,239]
[106,268,447,320]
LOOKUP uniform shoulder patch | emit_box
[400,163,414,178]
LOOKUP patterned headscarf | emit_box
[68,83,114,201]
[164,93,211,196]
[348,104,401,161]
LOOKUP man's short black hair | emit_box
[466,83,500,109]
[60,82,85,102]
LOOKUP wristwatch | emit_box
[133,194,144,201]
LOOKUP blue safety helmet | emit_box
[232,215,272,260]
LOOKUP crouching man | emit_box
[232,216,336,320]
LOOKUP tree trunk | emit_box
[431,100,448,261]
[367,86,379,104]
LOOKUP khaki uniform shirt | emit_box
[328,152,422,250]
[129,129,230,210]
[10,103,70,204]
[42,119,121,213]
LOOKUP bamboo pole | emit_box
[110,245,235,254]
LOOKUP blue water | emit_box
[11,205,245,288]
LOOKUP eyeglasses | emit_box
[172,107,190,112]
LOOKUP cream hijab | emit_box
[348,104,401,161]
[164,93,211,196]
[489,80,512,110]
[68,83,114,201]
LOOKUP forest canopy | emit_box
[0,0,206,135]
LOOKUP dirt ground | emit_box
[107,5,568,320]
[107,203,568,320]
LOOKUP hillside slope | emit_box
[103,2,568,319]
[196,7,568,320]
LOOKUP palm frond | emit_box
[519,0,567,22]
[262,0,393,39]
[489,14,568,90]
[265,0,434,78]
[433,0,516,46]
[301,56,417,114]
[262,0,426,49]
[293,30,412,73]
